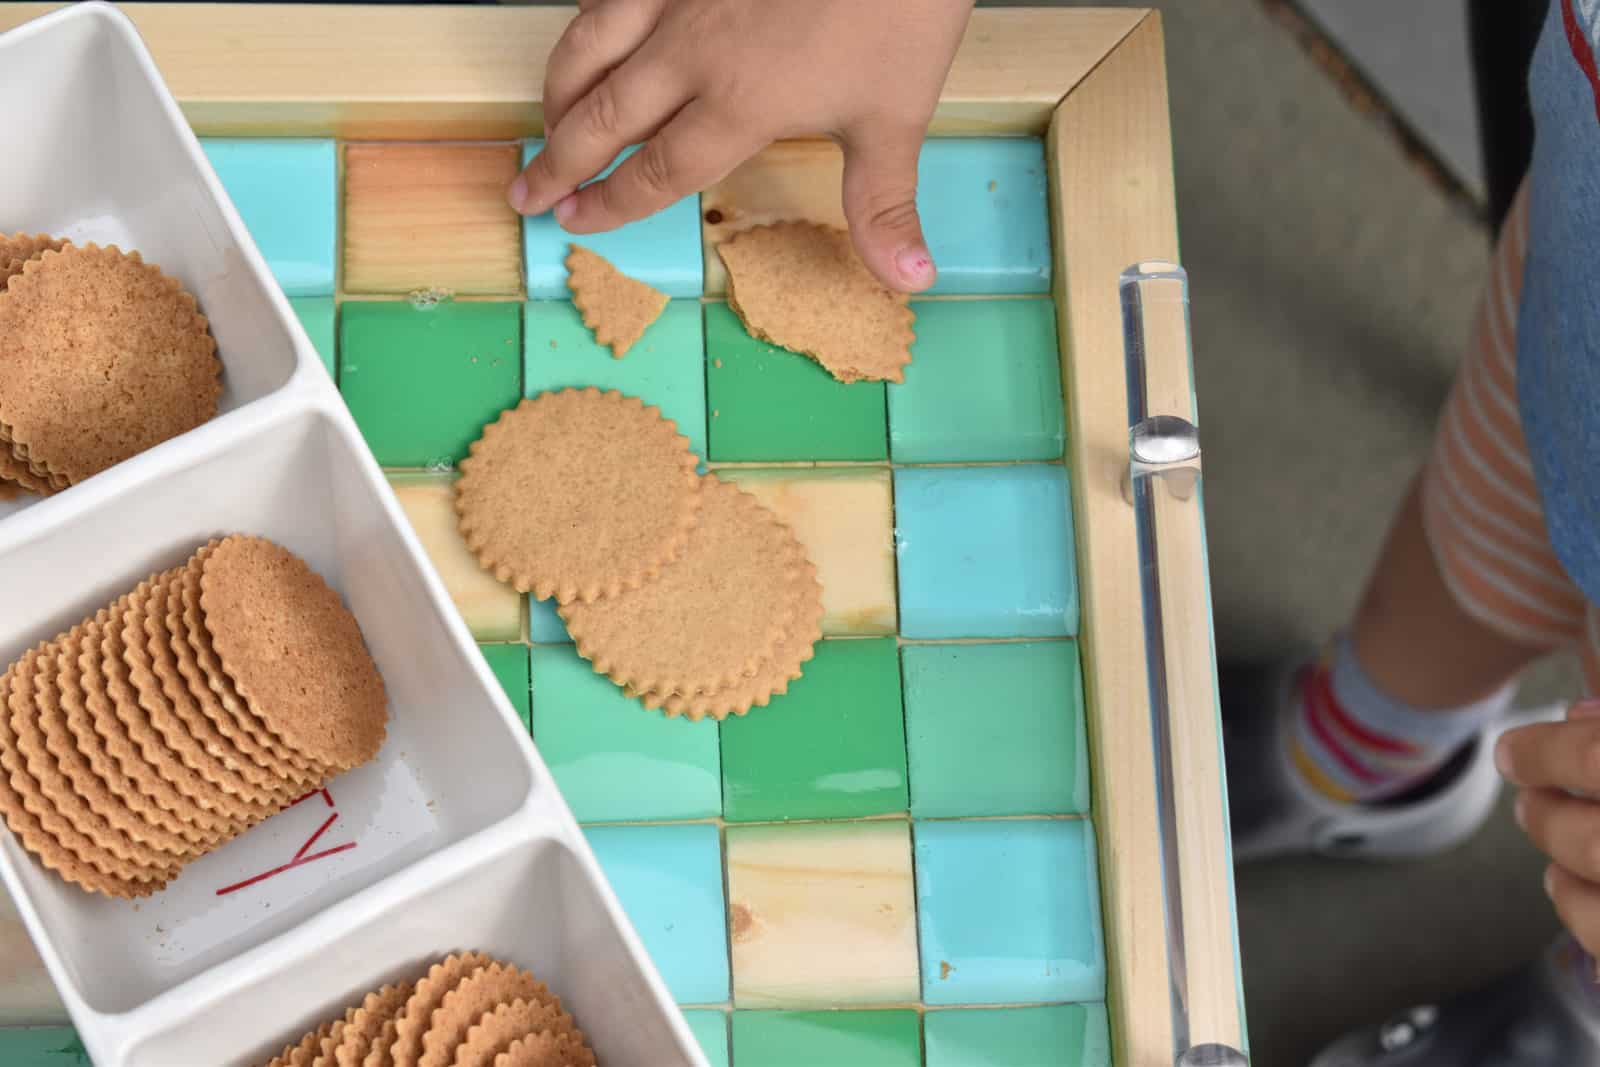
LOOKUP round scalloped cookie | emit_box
[454,388,702,605]
[320,981,413,1067]
[447,994,586,1067]
[490,1030,597,1067]
[560,476,808,697]
[200,536,387,772]
[0,233,65,288]
[417,962,552,1067]
[175,544,325,786]
[0,243,220,484]
[390,952,494,1067]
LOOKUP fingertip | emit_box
[507,174,529,215]
[1571,700,1600,720]
[1495,732,1516,780]
[892,244,937,292]
[554,193,579,229]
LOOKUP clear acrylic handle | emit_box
[1121,261,1249,1066]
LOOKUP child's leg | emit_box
[1231,181,1586,856]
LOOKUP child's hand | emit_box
[1498,703,1600,954]
[508,0,975,293]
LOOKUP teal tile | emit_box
[479,643,531,734]
[720,638,906,822]
[289,296,337,378]
[0,1028,90,1066]
[202,139,336,296]
[683,1011,730,1067]
[528,596,571,644]
[732,1011,920,1067]
[339,300,522,468]
[584,825,729,1003]
[903,642,1088,817]
[522,141,703,299]
[889,299,1063,462]
[919,138,1050,295]
[525,300,707,459]
[925,1005,1111,1067]
[914,820,1105,1005]
[532,645,720,821]
[894,465,1077,639]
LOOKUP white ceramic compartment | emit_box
[126,828,705,1067]
[0,1,310,523]
[0,7,698,1065]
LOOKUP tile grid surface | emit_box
[0,138,1109,1067]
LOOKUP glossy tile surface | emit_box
[720,468,897,636]
[288,296,337,378]
[705,303,887,462]
[523,141,703,299]
[889,298,1064,462]
[525,299,707,459]
[531,645,721,822]
[201,138,336,297]
[343,143,522,294]
[584,825,729,1004]
[683,1010,730,1067]
[0,1028,87,1065]
[720,638,906,822]
[914,819,1105,1005]
[479,642,531,734]
[919,138,1051,294]
[388,473,522,642]
[527,596,571,644]
[726,822,918,1007]
[903,641,1088,817]
[731,1010,920,1067]
[341,300,522,468]
[894,465,1077,639]
[924,1004,1112,1067]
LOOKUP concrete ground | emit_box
[1080,2,1576,1062]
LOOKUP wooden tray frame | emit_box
[0,6,1246,1063]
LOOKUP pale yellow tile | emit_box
[726,821,919,1007]
[701,140,846,296]
[722,467,897,636]
[389,473,521,642]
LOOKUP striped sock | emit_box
[1286,634,1512,804]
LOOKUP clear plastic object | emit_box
[1121,261,1249,1067]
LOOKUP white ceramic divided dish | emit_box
[0,6,703,1065]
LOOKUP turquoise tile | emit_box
[0,1028,90,1065]
[533,646,721,822]
[584,825,729,1003]
[479,643,531,734]
[525,300,707,459]
[893,465,1077,639]
[889,299,1063,462]
[925,1005,1111,1067]
[289,296,337,378]
[522,141,703,299]
[918,138,1051,295]
[914,820,1105,1005]
[903,642,1088,817]
[683,1011,730,1067]
[732,1011,920,1067]
[528,596,571,644]
[202,139,336,297]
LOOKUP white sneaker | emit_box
[1221,660,1549,863]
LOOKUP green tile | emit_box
[732,1010,920,1067]
[720,638,906,822]
[683,1010,730,1067]
[530,645,721,821]
[924,1005,1110,1067]
[705,302,886,462]
[889,299,1063,462]
[479,643,531,733]
[903,642,1087,817]
[524,300,708,460]
[339,300,522,467]
[0,1028,90,1065]
[289,296,337,378]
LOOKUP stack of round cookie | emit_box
[0,536,388,898]
[455,387,823,721]
[263,951,595,1067]
[0,236,222,496]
